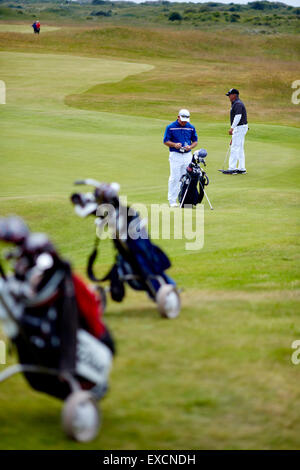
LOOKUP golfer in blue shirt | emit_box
[164,109,198,207]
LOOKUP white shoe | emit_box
[170,203,178,207]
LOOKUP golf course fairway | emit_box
[0,24,299,450]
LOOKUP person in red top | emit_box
[32,20,40,34]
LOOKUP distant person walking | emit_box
[32,20,40,34]
[164,109,198,207]
[223,88,248,175]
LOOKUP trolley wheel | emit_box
[62,390,101,442]
[156,285,181,319]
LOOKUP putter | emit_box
[218,143,231,173]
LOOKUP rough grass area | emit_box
[0,1,300,33]
[0,24,60,34]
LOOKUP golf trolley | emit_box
[0,362,101,442]
[178,149,213,210]
[71,179,181,319]
[0,216,114,442]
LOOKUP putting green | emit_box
[0,24,61,34]
[0,51,153,108]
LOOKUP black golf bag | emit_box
[0,217,114,402]
[178,149,210,208]
[71,179,181,319]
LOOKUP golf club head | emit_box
[74,180,120,197]
[71,180,121,216]
[0,216,30,245]
[74,179,103,188]
[192,149,207,164]
[70,192,98,218]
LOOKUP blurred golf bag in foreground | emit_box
[71,179,181,319]
[178,149,213,210]
[0,216,115,442]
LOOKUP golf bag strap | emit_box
[59,262,79,374]
[0,261,6,280]
[203,172,209,186]
[87,237,112,283]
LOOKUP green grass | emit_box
[0,22,299,450]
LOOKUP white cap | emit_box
[178,109,190,122]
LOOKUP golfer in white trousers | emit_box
[224,88,248,175]
[163,109,198,207]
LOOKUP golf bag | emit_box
[0,217,114,441]
[71,180,181,319]
[178,149,210,208]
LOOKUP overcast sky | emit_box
[127,1,300,6]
